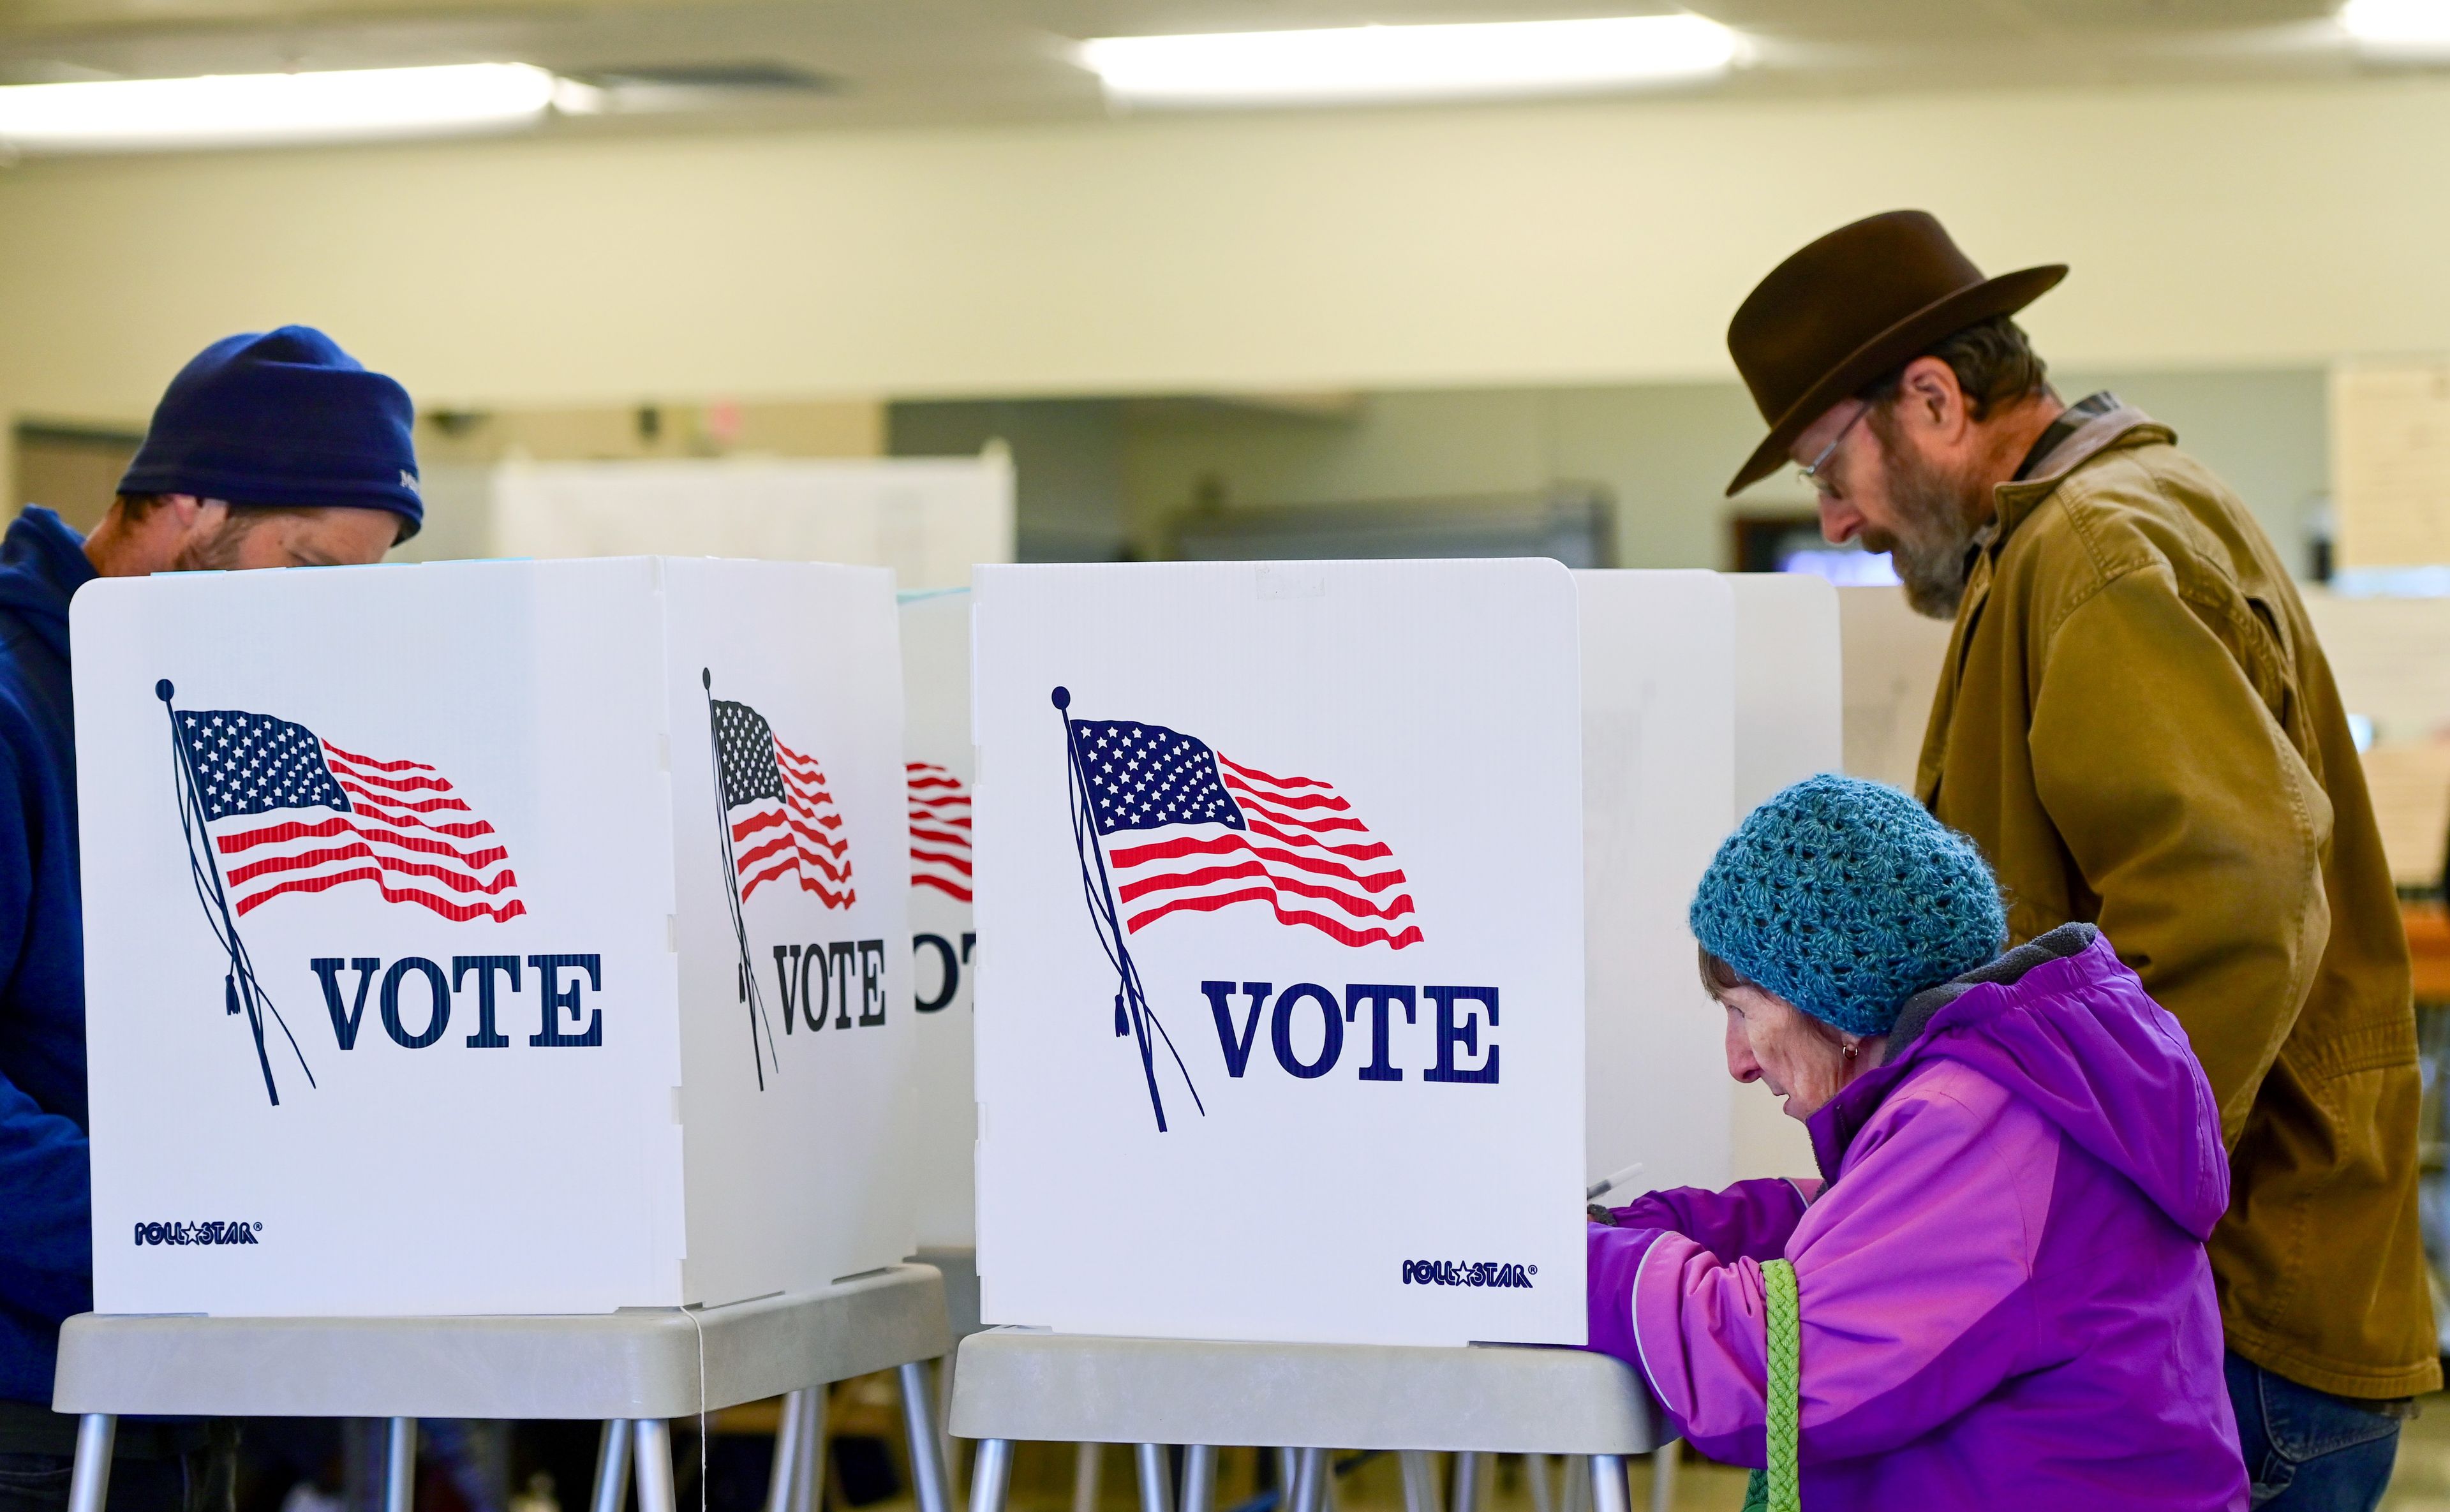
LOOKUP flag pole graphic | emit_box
[1054,686,1203,1133]
[705,669,781,1090]
[158,680,314,1108]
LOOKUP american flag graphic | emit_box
[711,699,854,908]
[172,707,524,923]
[907,762,973,903]
[1067,715,1423,949]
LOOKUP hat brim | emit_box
[1725,263,2069,497]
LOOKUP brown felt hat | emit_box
[1724,210,2067,496]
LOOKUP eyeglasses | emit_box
[1796,403,1871,496]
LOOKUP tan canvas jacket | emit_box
[1916,403,2440,1398]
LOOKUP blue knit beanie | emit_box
[118,327,422,540]
[1689,775,2007,1036]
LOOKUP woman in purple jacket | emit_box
[1587,775,2246,1510]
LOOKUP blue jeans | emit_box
[2224,1351,2408,1511]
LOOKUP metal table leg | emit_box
[1450,1453,1480,1512]
[901,1363,954,1512]
[66,1413,115,1512]
[591,1420,634,1512]
[790,1391,826,1512]
[1397,1451,1437,1512]
[1181,1445,1215,1512]
[1290,1448,1327,1512]
[1587,1456,1628,1512]
[1134,1444,1173,1512]
[1071,1444,1101,1512]
[386,1418,417,1512]
[1646,1447,1675,1512]
[969,1441,1013,1512]
[766,1392,806,1512]
[634,1422,678,1512]
[930,1360,961,1504]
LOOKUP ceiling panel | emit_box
[0,0,2401,135]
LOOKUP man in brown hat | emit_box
[1725,210,2435,1508]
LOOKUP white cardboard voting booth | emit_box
[74,558,918,1317]
[1725,573,1843,1180]
[971,560,1585,1347]
[1578,572,1737,1199]
[900,589,978,1250]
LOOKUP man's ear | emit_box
[1896,357,1966,436]
[157,494,211,532]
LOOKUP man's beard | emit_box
[1862,432,1984,620]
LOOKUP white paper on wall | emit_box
[75,557,916,1317]
[900,588,978,1250]
[470,456,1014,591]
[971,560,1585,1347]
[1578,572,1736,1199]
[1725,573,1843,1180]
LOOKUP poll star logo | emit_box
[157,679,526,1108]
[703,669,858,1090]
[1052,686,1424,1132]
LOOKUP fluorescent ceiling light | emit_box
[1078,15,1742,108]
[2340,0,2450,57]
[0,63,558,154]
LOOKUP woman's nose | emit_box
[1726,1030,1762,1083]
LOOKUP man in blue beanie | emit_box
[0,327,420,1511]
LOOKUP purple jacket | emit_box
[1587,924,2246,1509]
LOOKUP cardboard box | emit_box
[970,560,1585,1347]
[74,558,916,1316]
[900,588,979,1250]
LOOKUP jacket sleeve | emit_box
[2028,567,2331,1143]
[0,735,93,1323]
[1608,1178,1814,1263]
[1617,1085,2040,1467]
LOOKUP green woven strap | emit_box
[1760,1257,1801,1511]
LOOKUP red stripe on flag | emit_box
[318,742,437,775]
[1100,746,1422,949]
[235,868,526,922]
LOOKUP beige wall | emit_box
[1117,367,2331,572]
[0,77,2439,497]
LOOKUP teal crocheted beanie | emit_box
[1690,775,2006,1036]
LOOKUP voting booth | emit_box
[970,560,1586,1347]
[900,589,978,1250]
[1577,571,1737,1199]
[73,558,918,1317]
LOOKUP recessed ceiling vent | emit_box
[561,61,836,112]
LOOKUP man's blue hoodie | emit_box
[0,507,98,1405]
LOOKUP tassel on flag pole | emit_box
[158,679,315,1108]
[1055,686,1204,1134]
[704,669,782,1090]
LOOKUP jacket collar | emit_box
[1803,923,2102,1183]
[1985,399,2172,548]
